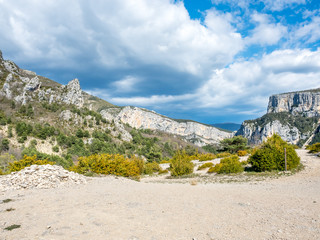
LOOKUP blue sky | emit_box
[0,0,320,124]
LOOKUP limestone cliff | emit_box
[237,89,320,145]
[101,106,232,147]
[268,89,320,117]
[237,118,306,145]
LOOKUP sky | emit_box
[0,0,320,124]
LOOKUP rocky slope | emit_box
[268,89,320,117]
[237,89,320,145]
[101,106,231,147]
[0,50,230,155]
[0,50,113,111]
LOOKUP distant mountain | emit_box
[211,123,241,132]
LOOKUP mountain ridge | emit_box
[0,51,231,150]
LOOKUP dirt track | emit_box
[1,149,320,240]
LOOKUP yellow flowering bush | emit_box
[9,155,54,172]
[70,154,143,177]
[237,150,247,156]
[197,162,214,170]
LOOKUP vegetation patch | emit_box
[306,143,320,154]
[208,155,243,174]
[245,112,319,136]
[9,155,54,173]
[198,162,214,170]
[248,134,300,172]
[144,162,161,175]
[70,154,144,178]
[6,208,15,212]
[169,150,194,176]
[1,198,13,204]
[4,224,21,231]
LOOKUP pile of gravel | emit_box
[0,164,87,191]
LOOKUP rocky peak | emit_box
[66,78,81,91]
[0,50,3,62]
[60,78,84,107]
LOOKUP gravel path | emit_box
[1,149,319,240]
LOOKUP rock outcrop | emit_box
[101,107,231,147]
[268,89,320,117]
[237,89,320,145]
[0,164,87,191]
[59,78,84,107]
[237,119,305,145]
[0,54,85,107]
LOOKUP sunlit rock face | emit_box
[237,89,320,145]
[268,90,320,117]
[101,106,232,147]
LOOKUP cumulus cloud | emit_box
[105,48,320,116]
[111,76,141,93]
[294,16,320,44]
[211,0,306,11]
[195,48,320,109]
[246,13,287,46]
[262,0,306,11]
[0,0,243,75]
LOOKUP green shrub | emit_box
[248,134,300,172]
[1,138,9,151]
[202,144,218,154]
[208,165,218,173]
[144,162,161,175]
[198,162,213,170]
[216,152,231,158]
[307,143,320,153]
[22,147,73,168]
[52,145,59,152]
[198,153,216,161]
[169,150,194,176]
[0,153,16,174]
[220,136,248,154]
[159,169,169,174]
[241,160,248,166]
[0,110,8,125]
[215,155,243,174]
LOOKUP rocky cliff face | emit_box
[237,89,320,145]
[101,106,232,147]
[237,119,305,145]
[0,54,84,107]
[268,90,320,117]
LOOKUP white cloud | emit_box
[90,49,320,115]
[246,13,287,46]
[211,0,306,11]
[110,94,194,107]
[111,76,140,93]
[0,0,243,74]
[262,0,306,11]
[194,48,320,111]
[294,16,320,44]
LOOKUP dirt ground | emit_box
[1,149,320,240]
